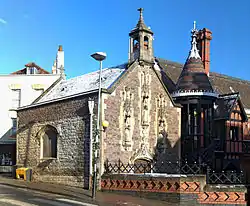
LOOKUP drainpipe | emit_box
[88,97,95,189]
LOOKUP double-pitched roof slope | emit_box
[157,58,250,109]
[214,92,247,121]
[36,64,127,104]
[15,59,250,110]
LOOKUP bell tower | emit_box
[129,8,154,64]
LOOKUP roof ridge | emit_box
[63,65,127,82]
[210,71,250,84]
[156,58,184,67]
[156,57,250,84]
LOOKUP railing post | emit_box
[206,166,210,184]
[118,159,121,174]
[104,159,109,174]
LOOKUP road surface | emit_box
[0,182,178,206]
[0,183,98,206]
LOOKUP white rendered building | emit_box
[0,46,64,166]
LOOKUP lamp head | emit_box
[91,52,107,61]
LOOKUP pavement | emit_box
[0,176,171,206]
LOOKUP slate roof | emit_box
[175,57,214,93]
[11,62,50,75]
[37,64,127,103]
[31,57,250,110]
[156,58,250,109]
[214,93,247,121]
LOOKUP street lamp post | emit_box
[88,98,94,189]
[90,52,107,199]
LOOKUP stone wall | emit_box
[102,62,181,166]
[17,94,98,188]
[101,173,247,205]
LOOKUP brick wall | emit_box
[17,94,98,188]
[101,174,247,205]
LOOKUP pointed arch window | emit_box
[39,125,58,159]
[144,36,149,49]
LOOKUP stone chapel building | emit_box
[16,9,250,188]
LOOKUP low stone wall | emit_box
[33,175,85,188]
[101,173,247,205]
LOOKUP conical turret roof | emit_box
[173,22,217,98]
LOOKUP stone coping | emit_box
[102,173,206,182]
[204,184,247,192]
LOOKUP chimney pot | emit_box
[58,45,63,51]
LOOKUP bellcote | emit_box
[128,8,154,64]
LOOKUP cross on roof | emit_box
[137,8,144,20]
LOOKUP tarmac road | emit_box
[0,179,178,206]
[0,183,99,206]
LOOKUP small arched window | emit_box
[133,38,139,52]
[39,125,58,159]
[144,36,149,49]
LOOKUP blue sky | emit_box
[0,0,250,79]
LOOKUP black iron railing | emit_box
[104,159,205,175]
[104,159,247,185]
[206,167,245,184]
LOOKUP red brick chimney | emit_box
[197,28,212,76]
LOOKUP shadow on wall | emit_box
[76,101,92,189]
[15,121,36,167]
[23,122,36,167]
[153,130,181,173]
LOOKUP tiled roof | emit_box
[37,64,127,103]
[214,93,247,121]
[34,58,250,109]
[175,57,214,93]
[11,62,50,75]
[157,58,250,108]
[214,93,239,120]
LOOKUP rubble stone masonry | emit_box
[17,94,98,188]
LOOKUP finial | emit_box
[138,8,143,18]
[193,21,196,31]
[188,21,201,59]
[137,8,144,22]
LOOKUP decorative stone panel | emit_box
[102,62,181,165]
